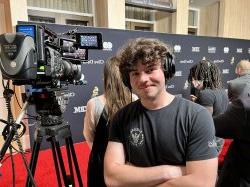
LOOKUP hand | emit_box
[163,165,186,180]
[190,94,197,102]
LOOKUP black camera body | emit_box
[0,24,102,87]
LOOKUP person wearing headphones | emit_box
[104,38,218,187]
[214,60,250,187]
[188,60,229,153]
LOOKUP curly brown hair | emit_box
[117,38,172,88]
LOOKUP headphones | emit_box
[122,52,175,89]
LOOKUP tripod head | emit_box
[27,87,70,126]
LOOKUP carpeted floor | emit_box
[0,139,231,187]
[0,141,90,187]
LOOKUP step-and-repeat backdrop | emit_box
[20,22,250,148]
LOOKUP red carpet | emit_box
[218,139,232,167]
[0,142,90,187]
[0,140,231,186]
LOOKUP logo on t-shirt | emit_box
[129,128,144,147]
[208,139,217,148]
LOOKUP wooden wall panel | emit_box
[199,2,219,37]
[0,0,12,33]
[154,12,172,33]
[219,0,250,39]
[173,0,189,34]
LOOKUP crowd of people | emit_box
[83,37,250,187]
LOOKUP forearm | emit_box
[83,129,93,149]
[104,164,184,187]
[155,174,216,187]
[156,159,218,187]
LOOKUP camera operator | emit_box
[214,60,250,187]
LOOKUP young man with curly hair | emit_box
[104,38,218,187]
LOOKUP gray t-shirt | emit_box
[196,89,229,116]
[109,97,218,166]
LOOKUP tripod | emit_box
[25,90,83,187]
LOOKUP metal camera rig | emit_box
[0,24,102,187]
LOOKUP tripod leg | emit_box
[49,137,62,187]
[25,137,42,187]
[66,137,83,187]
[65,139,75,186]
[0,124,16,161]
[53,137,70,186]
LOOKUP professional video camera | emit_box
[0,24,102,87]
[0,24,103,186]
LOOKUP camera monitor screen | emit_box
[16,25,36,41]
[76,33,102,49]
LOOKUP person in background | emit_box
[214,59,250,187]
[188,60,229,153]
[83,56,132,187]
[104,38,218,187]
[188,65,199,102]
[228,59,250,102]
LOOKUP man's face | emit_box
[192,78,203,90]
[129,60,166,101]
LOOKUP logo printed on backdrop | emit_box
[224,47,229,53]
[208,46,216,53]
[79,73,87,85]
[174,45,181,53]
[230,57,235,65]
[103,41,113,51]
[167,84,175,89]
[64,92,76,98]
[222,69,230,74]
[213,59,224,64]
[91,86,99,98]
[175,71,182,77]
[57,94,69,112]
[73,106,87,113]
[236,48,243,53]
[192,47,200,52]
[82,59,105,64]
[82,60,93,64]
[183,80,189,90]
[180,59,193,64]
